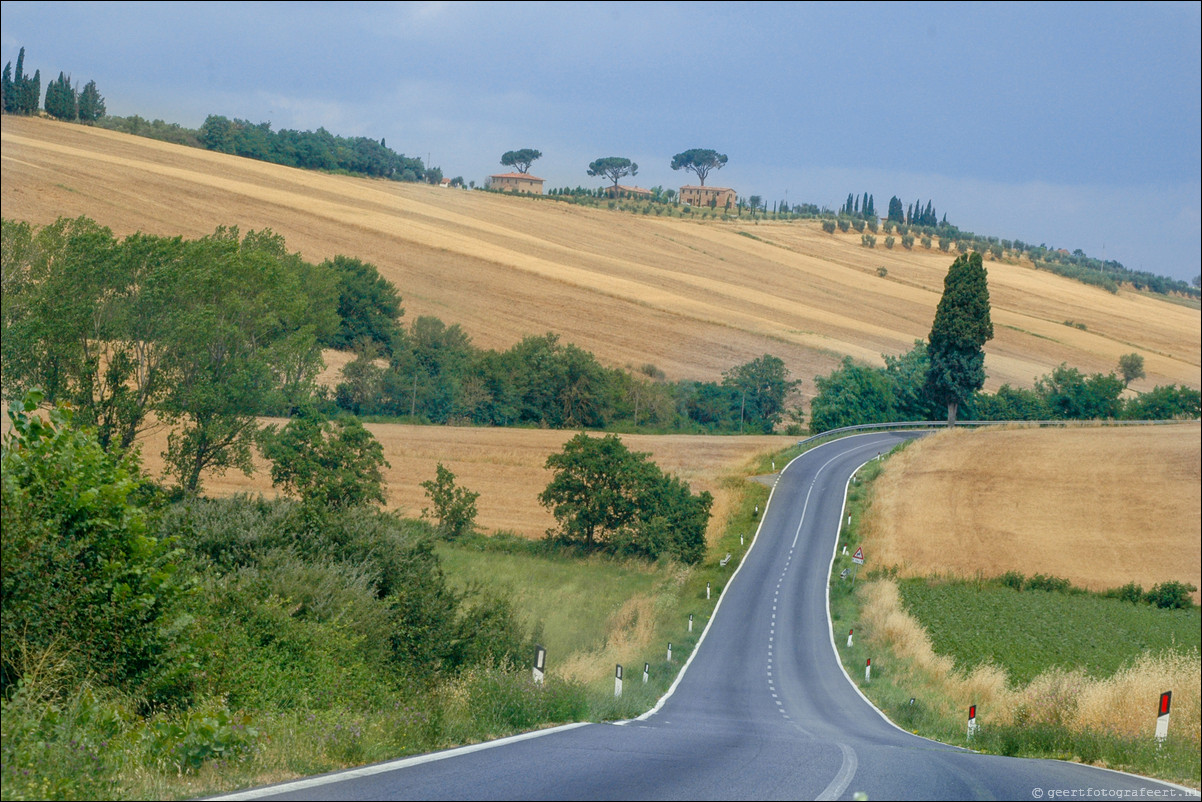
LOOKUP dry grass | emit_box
[3,115,1198,408]
[863,424,1202,599]
[132,421,792,540]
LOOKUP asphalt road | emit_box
[216,432,1198,801]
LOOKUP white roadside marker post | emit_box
[865,658,871,682]
[667,642,673,662]
[532,644,546,685]
[643,662,649,684]
[968,704,978,739]
[706,582,711,600]
[614,664,623,698]
[688,613,694,633]
[1155,691,1172,746]
[847,629,854,647]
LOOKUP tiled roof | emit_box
[490,172,545,181]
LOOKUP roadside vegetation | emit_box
[0,383,779,801]
[830,447,1201,788]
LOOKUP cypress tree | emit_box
[45,71,77,120]
[77,80,106,123]
[27,69,40,114]
[925,252,994,425]
[2,62,12,114]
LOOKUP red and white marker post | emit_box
[865,657,871,682]
[1155,691,1172,744]
[847,628,854,647]
[967,704,978,738]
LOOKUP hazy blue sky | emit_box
[3,1,1200,281]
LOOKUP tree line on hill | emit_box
[195,115,436,182]
[0,43,435,185]
[2,46,105,122]
[808,341,1199,433]
[101,113,439,184]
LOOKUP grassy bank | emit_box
[830,446,1201,788]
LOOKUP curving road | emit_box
[217,432,1198,801]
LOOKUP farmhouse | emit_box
[488,172,545,194]
[606,185,652,199]
[680,185,736,209]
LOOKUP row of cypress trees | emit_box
[2,47,105,122]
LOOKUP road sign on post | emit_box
[852,547,865,565]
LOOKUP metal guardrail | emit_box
[795,418,1195,448]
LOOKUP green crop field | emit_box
[897,579,1201,686]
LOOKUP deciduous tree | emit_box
[1117,353,1145,387]
[421,463,479,539]
[259,408,388,510]
[539,433,710,563]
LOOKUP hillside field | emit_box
[3,115,1199,407]
[863,424,1201,600]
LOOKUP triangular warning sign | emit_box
[852,547,865,564]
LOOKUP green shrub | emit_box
[838,219,851,232]
[143,699,259,773]
[1104,581,1145,605]
[884,236,895,249]
[1,392,189,698]
[1000,570,1026,591]
[1144,581,1197,610]
[0,682,124,800]
[822,219,837,234]
[1025,574,1072,593]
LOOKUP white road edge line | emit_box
[205,723,592,800]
